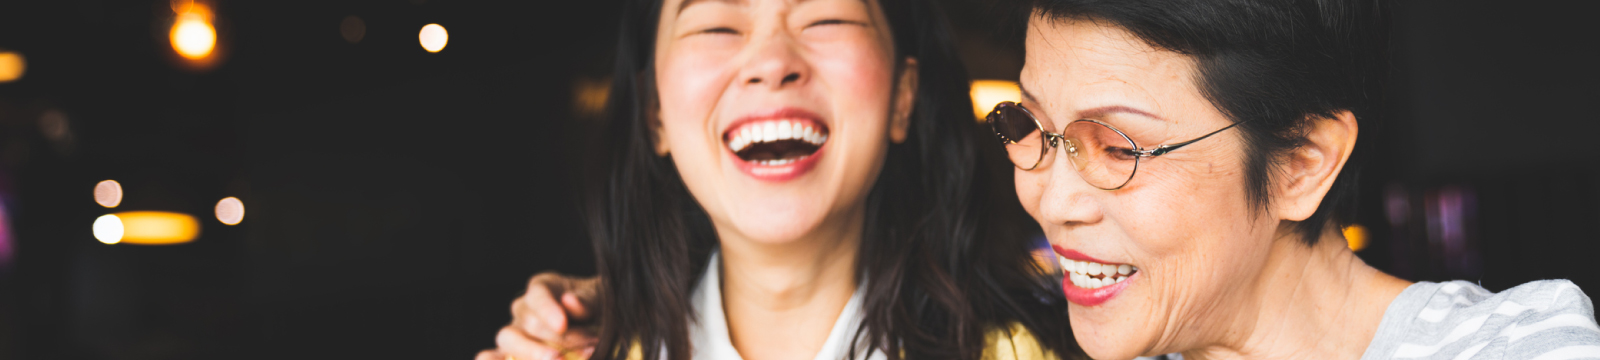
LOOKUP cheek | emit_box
[1015,169,1045,220]
[657,50,736,135]
[809,42,894,121]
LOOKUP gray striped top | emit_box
[1359,280,1600,360]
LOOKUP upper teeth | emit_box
[1060,256,1135,289]
[728,120,828,153]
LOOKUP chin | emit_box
[1072,309,1155,360]
[724,200,829,243]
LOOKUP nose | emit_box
[738,33,808,89]
[1035,150,1105,228]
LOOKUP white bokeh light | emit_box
[418,24,448,53]
[93,214,124,244]
[215,197,244,225]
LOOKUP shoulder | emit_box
[1363,280,1600,360]
[983,322,1065,360]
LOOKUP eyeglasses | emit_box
[987,101,1248,190]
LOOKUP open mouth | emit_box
[1060,256,1138,289]
[725,119,829,166]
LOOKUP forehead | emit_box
[1019,16,1198,112]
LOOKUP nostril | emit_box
[781,73,800,84]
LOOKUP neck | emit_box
[715,210,864,360]
[1185,226,1412,360]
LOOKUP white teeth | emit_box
[1059,255,1137,289]
[725,120,830,155]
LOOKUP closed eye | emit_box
[697,27,740,35]
[806,19,866,28]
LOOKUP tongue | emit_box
[737,139,818,162]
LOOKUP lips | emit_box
[1055,246,1138,306]
[723,108,830,182]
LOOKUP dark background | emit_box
[0,0,1595,359]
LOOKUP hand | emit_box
[477,272,600,360]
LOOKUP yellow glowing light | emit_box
[112,211,200,245]
[0,51,24,83]
[419,24,449,53]
[170,8,216,60]
[93,214,124,244]
[94,180,123,208]
[970,80,1022,122]
[215,197,244,225]
[1344,224,1369,251]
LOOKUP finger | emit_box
[475,349,505,360]
[512,296,564,343]
[524,274,572,333]
[555,328,600,351]
[560,293,591,321]
[497,326,561,360]
[569,276,601,312]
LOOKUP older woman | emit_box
[997,0,1600,359]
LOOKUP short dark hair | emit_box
[1030,0,1390,244]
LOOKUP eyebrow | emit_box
[1017,82,1166,122]
[677,0,866,16]
[678,0,740,15]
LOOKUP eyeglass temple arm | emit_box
[1137,120,1251,157]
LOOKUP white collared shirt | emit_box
[688,252,886,360]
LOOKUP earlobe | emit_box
[1275,111,1359,221]
[889,58,918,144]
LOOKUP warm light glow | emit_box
[0,51,24,83]
[113,211,200,245]
[340,15,366,44]
[94,180,123,208]
[970,80,1021,121]
[419,24,448,53]
[170,6,216,60]
[1344,224,1369,251]
[93,214,123,244]
[215,197,244,225]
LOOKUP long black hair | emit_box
[586,0,1080,359]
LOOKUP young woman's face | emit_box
[653,0,912,244]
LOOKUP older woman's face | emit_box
[1016,18,1279,359]
[653,0,908,244]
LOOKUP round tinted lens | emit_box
[990,103,1047,169]
[1061,120,1139,189]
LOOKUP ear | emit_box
[889,57,918,144]
[1273,110,1358,221]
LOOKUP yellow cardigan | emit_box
[614,322,1059,360]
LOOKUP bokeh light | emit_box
[0,50,24,83]
[419,24,448,53]
[93,214,124,244]
[970,80,1021,121]
[170,8,217,60]
[340,16,366,44]
[215,197,244,225]
[1344,224,1368,251]
[112,211,200,245]
[94,180,123,208]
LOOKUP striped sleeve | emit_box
[1362,280,1600,360]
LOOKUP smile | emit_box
[1055,247,1138,306]
[1061,256,1136,289]
[723,109,830,181]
